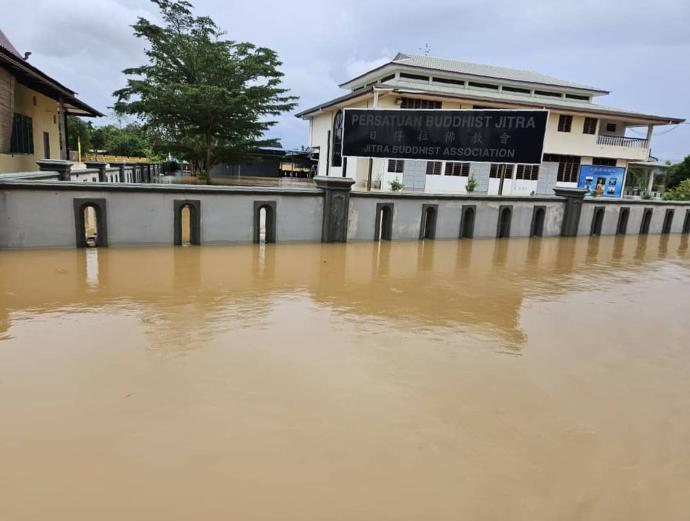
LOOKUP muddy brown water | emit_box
[1,236,690,520]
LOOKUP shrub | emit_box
[390,179,404,191]
[662,179,690,201]
[465,174,478,192]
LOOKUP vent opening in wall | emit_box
[419,205,438,240]
[661,209,674,234]
[617,208,630,235]
[530,206,546,237]
[375,203,394,241]
[254,201,277,244]
[174,200,201,246]
[590,207,605,236]
[497,206,512,238]
[460,205,476,239]
[640,208,653,235]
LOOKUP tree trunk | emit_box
[205,131,212,185]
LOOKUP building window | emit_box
[399,72,429,82]
[489,163,511,178]
[516,164,539,180]
[445,162,470,176]
[468,81,499,90]
[433,77,465,87]
[502,85,531,94]
[535,90,562,98]
[583,117,598,135]
[606,123,617,133]
[331,110,343,167]
[400,98,442,109]
[543,153,581,183]
[592,157,617,166]
[380,74,395,83]
[10,113,34,154]
[388,159,404,173]
[566,93,590,101]
[558,115,573,132]
[426,161,442,175]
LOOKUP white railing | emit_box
[597,134,649,149]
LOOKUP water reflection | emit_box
[1,235,688,351]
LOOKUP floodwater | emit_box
[1,236,690,520]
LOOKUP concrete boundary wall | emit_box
[1,175,690,249]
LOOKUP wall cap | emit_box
[313,176,356,191]
[553,187,588,199]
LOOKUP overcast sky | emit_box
[3,0,689,160]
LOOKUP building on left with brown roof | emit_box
[0,28,102,174]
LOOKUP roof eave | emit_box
[391,87,683,125]
[295,86,374,118]
[0,46,103,117]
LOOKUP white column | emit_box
[647,168,655,194]
[645,124,654,159]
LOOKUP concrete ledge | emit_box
[0,179,323,196]
[352,190,565,203]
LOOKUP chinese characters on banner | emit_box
[342,109,548,164]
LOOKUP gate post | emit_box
[314,176,356,243]
[554,187,587,237]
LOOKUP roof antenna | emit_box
[23,51,31,60]
[419,43,431,56]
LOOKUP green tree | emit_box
[666,155,690,190]
[91,124,152,157]
[113,0,297,181]
[662,178,690,201]
[67,116,93,153]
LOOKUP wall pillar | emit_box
[313,176,355,242]
[36,159,72,181]
[58,98,68,160]
[84,161,108,182]
[109,162,127,183]
[553,187,587,237]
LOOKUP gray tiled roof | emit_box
[347,52,607,93]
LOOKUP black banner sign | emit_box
[342,108,548,164]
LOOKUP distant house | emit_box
[0,29,102,173]
[210,148,317,178]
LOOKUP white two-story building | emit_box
[296,53,684,196]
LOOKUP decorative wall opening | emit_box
[640,208,653,235]
[174,200,201,246]
[253,201,277,244]
[375,203,394,241]
[73,199,108,248]
[496,206,512,238]
[459,205,476,239]
[590,206,605,236]
[530,206,546,237]
[683,210,690,234]
[419,204,438,240]
[616,208,630,235]
[662,209,674,234]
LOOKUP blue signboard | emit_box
[578,165,625,198]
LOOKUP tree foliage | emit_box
[663,178,690,201]
[67,116,151,158]
[665,155,690,190]
[113,0,297,179]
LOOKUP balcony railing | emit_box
[597,134,649,149]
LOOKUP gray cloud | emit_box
[2,0,688,159]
